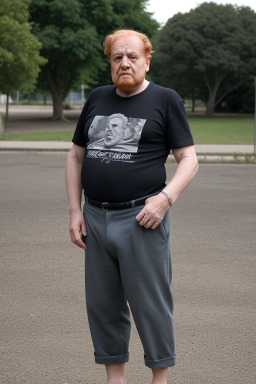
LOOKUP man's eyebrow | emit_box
[125,49,140,55]
[111,48,140,56]
[111,51,122,56]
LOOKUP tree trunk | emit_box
[204,71,247,116]
[0,113,4,136]
[205,97,215,117]
[44,66,67,121]
[191,92,195,112]
[5,94,9,123]
[204,72,225,116]
[52,93,65,120]
[205,80,221,117]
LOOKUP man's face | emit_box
[110,35,150,94]
[104,117,124,147]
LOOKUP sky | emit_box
[146,0,256,24]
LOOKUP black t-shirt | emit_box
[72,82,194,202]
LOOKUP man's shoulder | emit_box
[90,85,115,97]
[151,83,182,102]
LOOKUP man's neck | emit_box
[116,80,149,98]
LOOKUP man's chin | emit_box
[113,78,138,92]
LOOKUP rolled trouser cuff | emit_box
[95,353,129,365]
[144,355,176,369]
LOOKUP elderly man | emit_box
[65,29,198,384]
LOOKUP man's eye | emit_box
[130,56,137,60]
[114,56,122,61]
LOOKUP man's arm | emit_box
[136,145,198,229]
[65,144,87,250]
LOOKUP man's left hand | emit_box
[136,193,170,229]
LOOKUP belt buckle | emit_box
[101,202,109,212]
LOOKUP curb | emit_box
[167,154,256,164]
[196,153,256,164]
[0,141,72,151]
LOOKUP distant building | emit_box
[0,94,13,104]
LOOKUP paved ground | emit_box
[0,105,81,134]
[1,152,255,384]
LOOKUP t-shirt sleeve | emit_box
[72,92,94,147]
[72,104,87,147]
[166,93,194,149]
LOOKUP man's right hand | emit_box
[69,210,87,250]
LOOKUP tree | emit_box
[215,76,255,113]
[29,0,102,120]
[0,0,46,120]
[150,2,256,116]
[29,0,158,120]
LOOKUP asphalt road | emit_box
[1,153,255,384]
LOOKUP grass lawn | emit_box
[0,115,254,145]
[188,115,254,144]
[0,130,74,142]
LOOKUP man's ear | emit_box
[146,55,152,72]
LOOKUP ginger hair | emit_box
[104,29,153,59]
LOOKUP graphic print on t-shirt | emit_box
[87,114,146,153]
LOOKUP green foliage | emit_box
[82,0,158,40]
[151,2,256,115]
[0,0,46,94]
[30,0,103,93]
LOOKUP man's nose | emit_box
[120,56,130,68]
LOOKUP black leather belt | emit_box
[87,193,158,212]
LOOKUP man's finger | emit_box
[144,220,154,229]
[136,208,145,222]
[150,221,160,230]
[70,229,87,250]
[74,238,87,250]
[137,214,148,227]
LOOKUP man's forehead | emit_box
[111,36,144,54]
[109,117,122,123]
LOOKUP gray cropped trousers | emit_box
[83,201,176,370]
